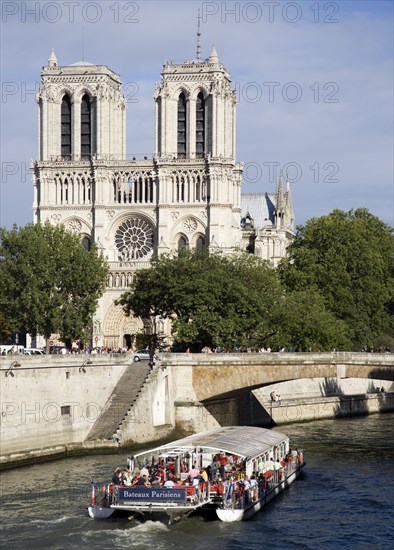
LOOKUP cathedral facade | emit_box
[33,47,294,350]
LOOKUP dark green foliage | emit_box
[268,290,351,352]
[278,209,394,350]
[118,249,283,351]
[0,222,109,344]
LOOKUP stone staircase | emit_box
[86,361,151,441]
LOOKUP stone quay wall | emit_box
[0,355,129,467]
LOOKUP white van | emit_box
[24,348,46,355]
[0,345,25,355]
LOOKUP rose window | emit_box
[183,217,198,233]
[68,218,82,233]
[115,218,154,260]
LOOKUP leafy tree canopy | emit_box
[268,290,351,352]
[0,222,109,345]
[278,209,394,350]
[118,249,283,351]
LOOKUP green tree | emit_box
[118,249,283,351]
[0,222,109,347]
[0,309,15,343]
[278,209,394,350]
[267,290,351,352]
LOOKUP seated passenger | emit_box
[151,476,161,488]
[163,477,175,488]
[136,474,151,487]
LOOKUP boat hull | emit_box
[88,506,116,519]
[216,464,304,522]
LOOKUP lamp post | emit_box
[79,358,92,373]
[5,361,21,377]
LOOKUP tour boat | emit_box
[88,425,305,523]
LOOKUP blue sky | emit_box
[1,0,393,229]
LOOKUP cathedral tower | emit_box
[37,50,126,162]
[153,45,243,252]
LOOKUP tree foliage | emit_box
[278,209,394,350]
[268,290,351,351]
[118,249,283,351]
[0,222,109,345]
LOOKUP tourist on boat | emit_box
[291,449,298,461]
[243,476,251,504]
[163,477,176,488]
[200,468,208,482]
[192,474,203,497]
[140,465,150,478]
[273,459,283,481]
[150,476,161,488]
[135,474,151,487]
[211,459,219,481]
[112,468,122,485]
[122,468,133,485]
[189,464,199,479]
[249,475,258,501]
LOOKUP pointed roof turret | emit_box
[48,49,57,67]
[277,172,285,209]
[285,172,295,232]
[209,45,219,64]
[275,172,286,228]
[285,172,292,203]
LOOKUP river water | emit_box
[1,413,393,550]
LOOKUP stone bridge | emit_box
[161,352,394,402]
[1,351,393,468]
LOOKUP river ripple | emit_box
[1,413,393,549]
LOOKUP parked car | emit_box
[133,349,150,361]
[24,348,47,355]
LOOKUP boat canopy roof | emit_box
[134,426,288,462]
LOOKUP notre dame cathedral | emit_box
[33,43,294,350]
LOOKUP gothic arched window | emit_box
[61,95,72,159]
[196,235,205,250]
[196,92,205,158]
[82,236,91,250]
[81,94,91,159]
[177,93,186,158]
[178,235,188,250]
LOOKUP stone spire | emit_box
[285,172,295,231]
[277,172,285,210]
[275,172,285,228]
[196,9,201,62]
[209,45,219,64]
[48,48,57,67]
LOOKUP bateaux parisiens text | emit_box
[118,488,186,502]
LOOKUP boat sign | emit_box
[118,487,187,503]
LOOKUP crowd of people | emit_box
[105,448,304,509]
